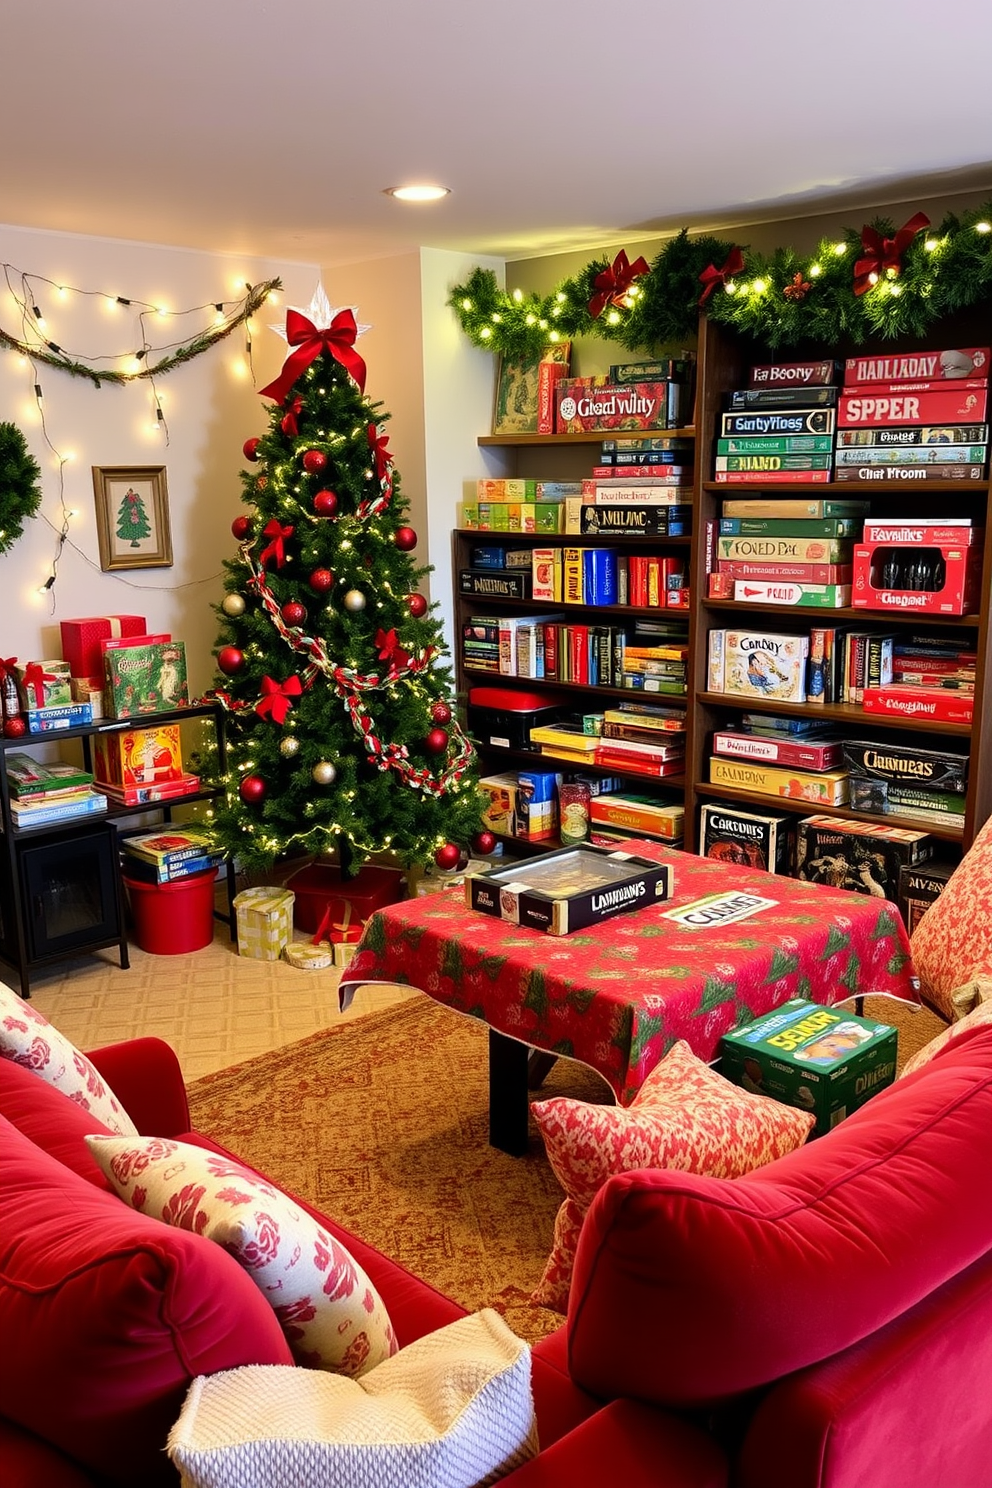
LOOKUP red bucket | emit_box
[124,870,217,955]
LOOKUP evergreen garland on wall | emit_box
[449,200,992,361]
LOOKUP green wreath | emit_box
[0,423,42,557]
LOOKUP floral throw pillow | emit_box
[0,980,137,1136]
[86,1135,397,1376]
[910,818,992,1019]
[531,1039,815,1312]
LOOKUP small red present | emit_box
[60,615,146,679]
[287,862,405,935]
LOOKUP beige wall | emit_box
[0,224,318,695]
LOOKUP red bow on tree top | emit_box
[367,424,393,483]
[255,674,302,725]
[853,212,930,296]
[698,247,745,305]
[375,627,410,672]
[588,250,650,319]
[259,519,294,570]
[259,308,367,405]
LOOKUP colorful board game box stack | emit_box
[859,630,978,725]
[5,752,107,829]
[121,827,225,884]
[714,360,839,486]
[594,699,687,779]
[841,738,969,828]
[458,478,583,533]
[708,710,850,807]
[835,346,990,484]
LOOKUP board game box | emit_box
[709,756,849,805]
[708,628,809,703]
[465,843,673,935]
[841,739,969,794]
[698,802,793,873]
[898,860,957,934]
[795,814,932,901]
[719,998,897,1135]
[103,640,189,719]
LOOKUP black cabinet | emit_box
[19,825,126,963]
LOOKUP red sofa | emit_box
[1,1024,991,1488]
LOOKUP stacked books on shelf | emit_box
[461,612,690,692]
[5,753,107,828]
[709,495,867,608]
[835,346,990,483]
[120,827,225,884]
[714,360,839,485]
[528,701,686,780]
[458,479,582,533]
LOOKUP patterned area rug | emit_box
[186,991,945,1344]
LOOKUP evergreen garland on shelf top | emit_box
[449,199,992,360]
[0,422,42,557]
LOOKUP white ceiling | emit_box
[4,0,992,270]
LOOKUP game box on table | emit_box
[465,842,673,936]
[719,998,898,1136]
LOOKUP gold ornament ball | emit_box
[312,760,337,786]
[279,736,300,758]
[222,593,246,618]
[343,589,366,613]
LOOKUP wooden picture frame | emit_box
[92,465,173,571]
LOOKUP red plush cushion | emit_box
[0,1114,292,1487]
[0,1054,115,1189]
[567,1026,992,1408]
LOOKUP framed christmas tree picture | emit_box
[92,464,173,570]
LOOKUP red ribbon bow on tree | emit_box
[280,396,304,436]
[853,212,930,296]
[255,674,302,724]
[367,424,393,482]
[698,247,745,305]
[375,627,411,672]
[259,519,294,570]
[587,250,650,319]
[259,308,367,405]
[20,662,57,707]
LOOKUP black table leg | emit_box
[488,1028,531,1156]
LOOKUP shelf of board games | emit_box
[687,309,992,859]
[0,701,233,997]
[452,513,692,856]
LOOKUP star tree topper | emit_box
[260,284,374,403]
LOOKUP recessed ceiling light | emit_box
[385,184,450,203]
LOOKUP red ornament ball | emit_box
[473,830,497,855]
[313,489,338,518]
[302,449,327,474]
[394,526,418,551]
[217,646,245,676]
[308,568,335,594]
[231,515,251,541]
[281,600,307,626]
[239,773,266,804]
[242,437,260,462]
[434,842,461,872]
[430,701,452,725]
[3,716,26,739]
[425,727,448,755]
[408,592,428,619]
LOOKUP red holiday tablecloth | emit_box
[340,842,918,1105]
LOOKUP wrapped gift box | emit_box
[286,863,405,935]
[233,887,295,961]
[60,615,146,679]
[93,724,183,787]
[17,660,71,710]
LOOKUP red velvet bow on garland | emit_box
[280,396,303,436]
[587,250,650,319]
[853,212,930,296]
[255,674,302,724]
[375,627,411,672]
[260,308,367,405]
[20,662,57,707]
[259,519,294,570]
[698,247,745,305]
[367,424,393,482]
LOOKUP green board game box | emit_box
[719,998,897,1135]
[103,640,189,719]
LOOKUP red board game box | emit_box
[844,348,990,385]
[60,615,146,679]
[861,686,974,724]
[839,387,989,426]
[556,378,673,434]
[852,541,982,616]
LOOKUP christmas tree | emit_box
[117,486,152,547]
[208,287,486,875]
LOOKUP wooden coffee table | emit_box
[339,842,918,1154]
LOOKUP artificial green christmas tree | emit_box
[208,287,485,875]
